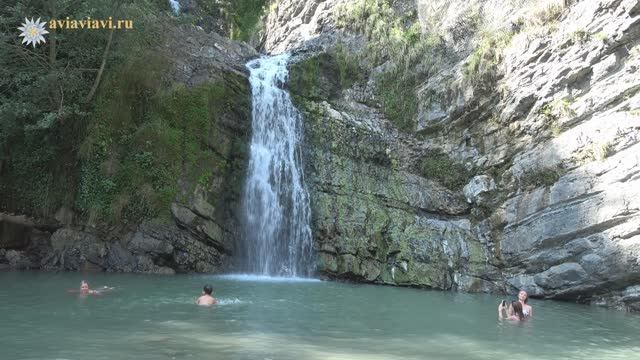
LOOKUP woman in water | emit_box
[75,280,114,295]
[518,290,533,318]
[498,300,526,321]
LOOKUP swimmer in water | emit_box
[80,280,96,295]
[78,280,114,295]
[195,284,218,306]
[498,300,526,321]
[518,290,533,318]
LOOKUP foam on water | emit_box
[217,298,251,305]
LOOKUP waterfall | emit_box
[168,0,180,15]
[242,54,314,277]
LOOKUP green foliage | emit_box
[194,0,269,41]
[1,1,250,224]
[530,0,567,25]
[334,0,446,132]
[598,142,614,160]
[289,46,364,102]
[570,29,590,43]
[464,30,513,85]
[227,0,269,41]
[593,32,608,42]
[289,54,334,101]
[522,166,563,188]
[377,69,418,132]
[77,56,235,223]
[0,0,170,217]
[335,0,439,70]
[539,98,576,121]
[333,43,364,89]
[418,150,473,191]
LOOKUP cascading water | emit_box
[241,54,314,277]
[168,0,180,15]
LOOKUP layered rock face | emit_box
[281,0,640,310]
[260,0,343,53]
[0,26,257,274]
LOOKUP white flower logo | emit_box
[18,18,49,47]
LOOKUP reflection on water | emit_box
[1,272,639,360]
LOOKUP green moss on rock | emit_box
[288,47,364,104]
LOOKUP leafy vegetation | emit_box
[539,98,575,122]
[463,30,513,86]
[377,69,418,132]
[570,29,590,43]
[0,0,250,223]
[521,166,563,188]
[78,71,235,223]
[0,0,170,218]
[289,44,364,102]
[334,0,446,132]
[527,0,572,27]
[418,150,473,191]
[193,0,269,42]
[593,32,608,42]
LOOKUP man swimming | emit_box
[196,284,218,306]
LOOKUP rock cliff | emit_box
[276,0,640,311]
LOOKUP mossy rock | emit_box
[289,53,342,102]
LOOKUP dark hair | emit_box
[511,301,525,320]
[203,285,213,295]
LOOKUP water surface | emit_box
[1,272,639,359]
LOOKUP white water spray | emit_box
[242,54,314,277]
[168,0,180,15]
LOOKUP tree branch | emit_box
[83,28,114,103]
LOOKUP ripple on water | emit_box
[217,298,251,305]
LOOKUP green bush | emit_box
[418,150,473,191]
[377,70,418,132]
[289,47,364,102]
[522,166,563,188]
[464,30,513,85]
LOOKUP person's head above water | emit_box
[511,301,525,320]
[518,290,529,304]
[203,284,213,296]
[80,280,90,294]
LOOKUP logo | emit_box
[18,17,49,47]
